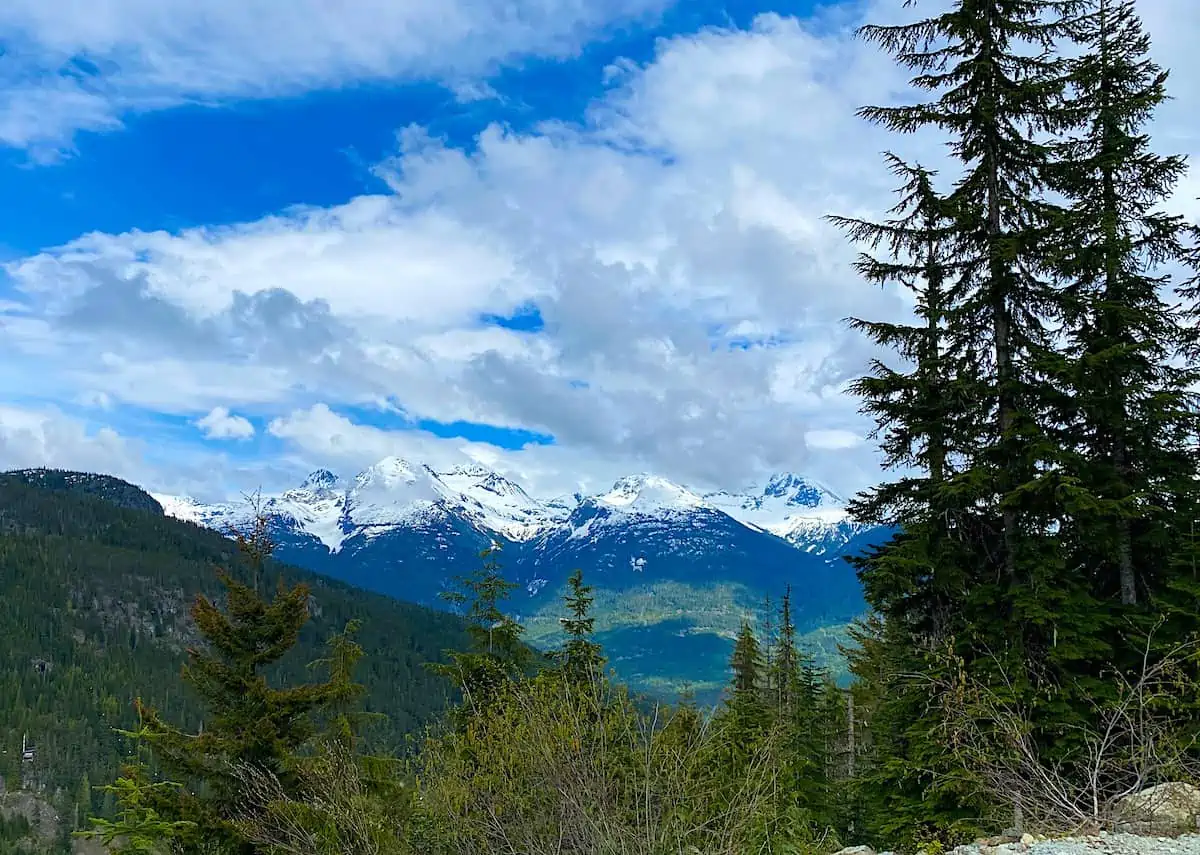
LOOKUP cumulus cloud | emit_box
[195,407,255,440]
[0,403,307,502]
[0,404,140,475]
[0,0,670,154]
[268,403,694,499]
[4,0,1198,500]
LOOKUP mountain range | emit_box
[155,458,886,698]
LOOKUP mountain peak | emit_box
[438,464,526,498]
[355,456,430,488]
[2,469,165,515]
[761,472,835,508]
[598,473,705,514]
[442,463,493,478]
[300,468,341,491]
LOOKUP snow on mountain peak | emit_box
[437,463,563,541]
[354,456,430,489]
[347,457,448,528]
[443,463,492,478]
[760,472,842,508]
[154,458,857,554]
[702,472,849,542]
[597,473,706,514]
[300,468,341,492]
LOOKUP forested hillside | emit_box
[0,472,468,812]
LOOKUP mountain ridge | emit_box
[151,458,883,698]
[153,458,864,555]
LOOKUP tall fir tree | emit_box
[854,0,1084,661]
[729,621,764,702]
[1046,0,1199,657]
[831,152,990,839]
[837,0,1103,838]
[556,569,606,684]
[768,587,800,714]
[428,545,535,726]
[769,587,837,833]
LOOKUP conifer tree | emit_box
[1047,0,1198,640]
[855,0,1087,657]
[729,621,764,702]
[557,569,606,684]
[828,157,978,648]
[831,149,989,839]
[235,622,411,855]
[759,593,776,703]
[136,519,353,854]
[428,545,534,725]
[77,714,197,854]
[769,587,800,714]
[836,0,1094,836]
[766,588,839,832]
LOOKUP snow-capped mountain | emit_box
[154,459,885,700]
[435,464,569,541]
[155,462,863,561]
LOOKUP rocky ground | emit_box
[954,834,1200,855]
[840,834,1200,855]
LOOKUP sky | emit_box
[1,0,1198,503]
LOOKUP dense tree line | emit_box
[834,0,1200,845]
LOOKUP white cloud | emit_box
[267,403,667,499]
[195,406,255,440]
[4,0,1199,501]
[805,429,862,451]
[0,404,139,475]
[0,403,308,502]
[0,0,669,154]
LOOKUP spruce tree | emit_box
[854,0,1083,652]
[729,621,764,702]
[428,545,534,725]
[769,586,800,714]
[136,519,351,854]
[831,151,989,839]
[837,0,1093,837]
[557,569,606,684]
[768,588,839,832]
[1047,0,1198,645]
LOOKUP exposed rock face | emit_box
[1117,782,1200,832]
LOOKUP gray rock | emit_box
[834,846,876,855]
[1117,784,1200,832]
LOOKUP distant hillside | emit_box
[0,471,470,810]
[3,468,165,515]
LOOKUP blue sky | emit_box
[1,0,1197,501]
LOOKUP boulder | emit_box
[833,846,876,855]
[1115,782,1200,831]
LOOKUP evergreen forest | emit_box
[5,0,1200,852]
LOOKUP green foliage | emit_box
[0,475,466,833]
[134,524,390,854]
[75,719,196,854]
[232,735,413,855]
[835,0,1200,846]
[427,546,539,726]
[411,665,826,855]
[230,627,415,855]
[556,569,606,684]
